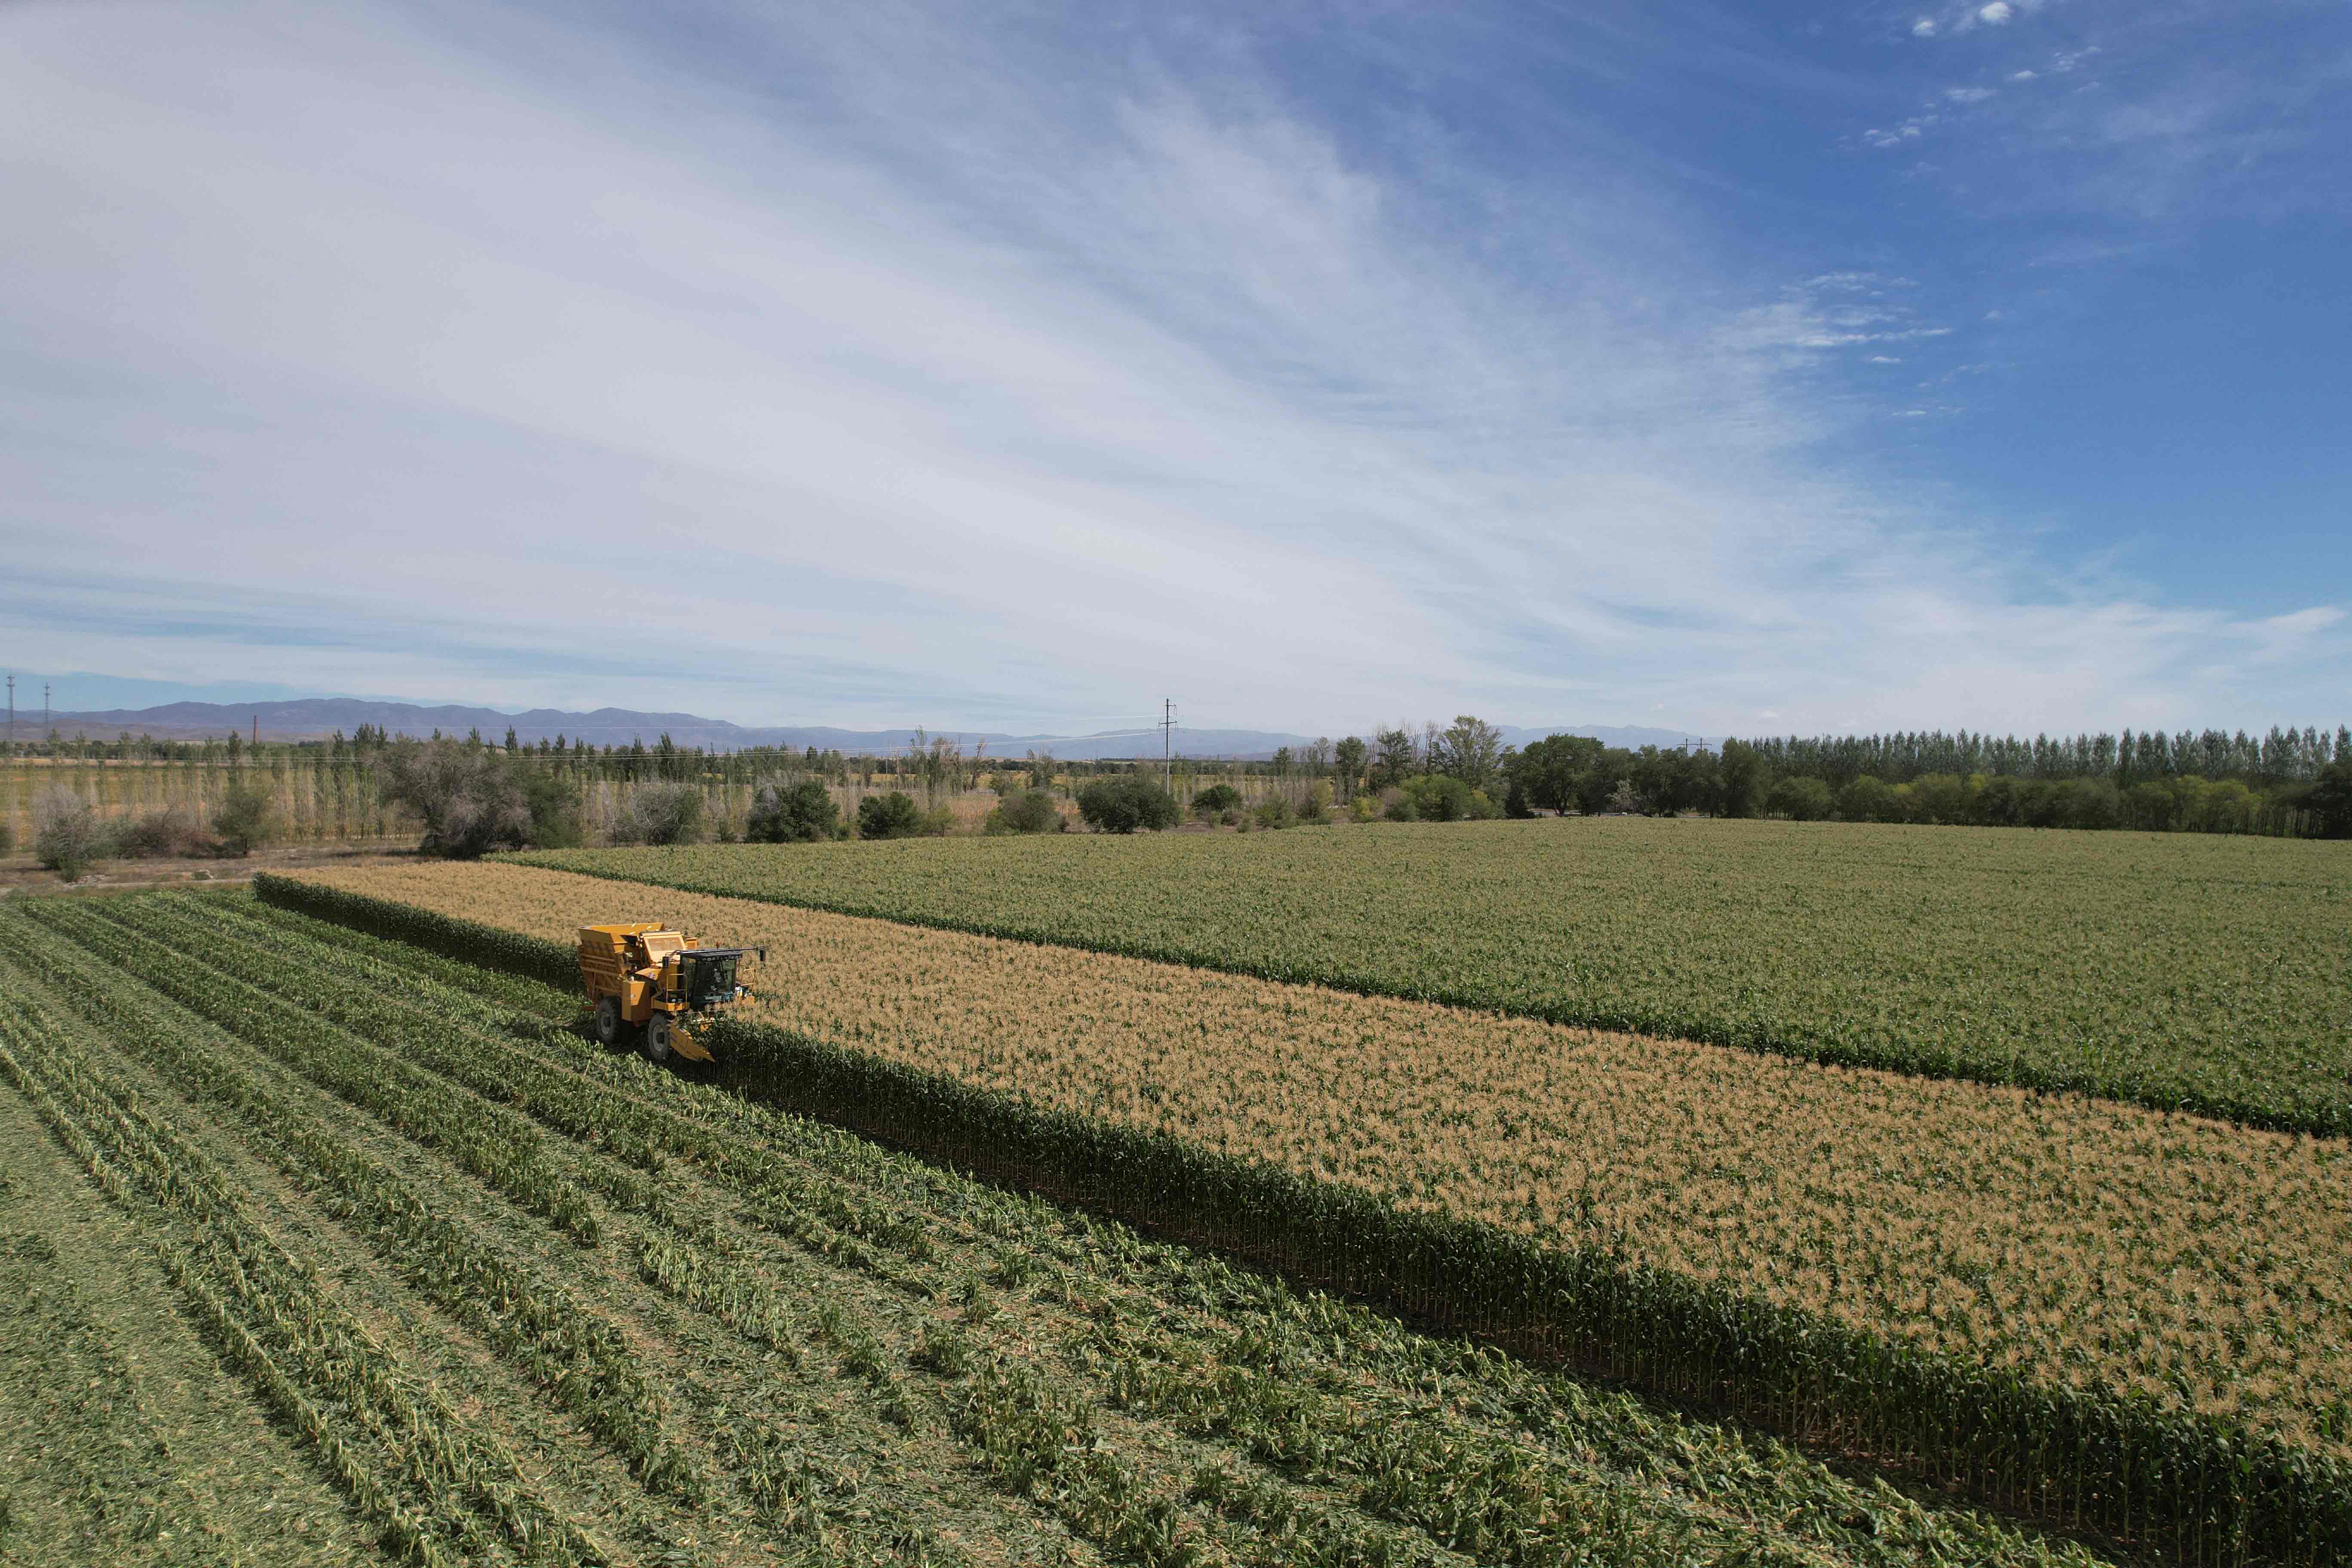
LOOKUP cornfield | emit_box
[517,818,2352,1135]
[0,885,2107,1568]
[270,861,2352,1563]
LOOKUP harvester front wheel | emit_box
[644,1014,674,1064]
[593,996,624,1049]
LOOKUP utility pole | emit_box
[1161,698,1176,796]
[43,683,50,738]
[6,674,12,751]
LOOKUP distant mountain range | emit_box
[35,698,1714,760]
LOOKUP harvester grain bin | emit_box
[577,923,766,1063]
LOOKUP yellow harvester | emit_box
[578,924,766,1063]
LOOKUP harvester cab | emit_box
[577,923,767,1063]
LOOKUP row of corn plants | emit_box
[231,889,583,1011]
[32,899,600,1241]
[601,1045,2103,1568]
[23,891,1257,1565]
[0,934,599,1568]
[634,1081,2110,1568]
[20,907,707,1506]
[137,891,994,1257]
[50,893,1218,1562]
[86,894,948,1289]
[928,1200,2092,1568]
[150,887,2113,1568]
[514,823,2352,1139]
[110,897,1410,1564]
[699,1011,2352,1568]
[265,862,2352,1464]
[254,871,2352,1567]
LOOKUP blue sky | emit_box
[1,0,2344,735]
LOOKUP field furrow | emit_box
[18,907,710,1510]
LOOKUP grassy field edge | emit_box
[499,850,2352,1141]
[254,872,2352,1566]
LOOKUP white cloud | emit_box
[1863,116,1937,147]
[1913,18,1939,37]
[1978,3,2014,24]
[0,0,2337,735]
[1946,86,1998,104]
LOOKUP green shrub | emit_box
[2056,777,2121,830]
[32,788,104,881]
[1192,784,1243,818]
[117,805,219,859]
[1766,777,1834,822]
[2304,760,2352,839]
[1403,775,1472,822]
[1250,795,1294,830]
[858,791,927,840]
[1076,777,1179,834]
[984,789,1065,835]
[211,775,278,856]
[747,780,838,843]
[1903,773,1978,826]
[612,783,706,846]
[380,738,534,858]
[1834,775,1902,824]
[520,767,585,848]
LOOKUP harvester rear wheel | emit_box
[644,1014,674,1064]
[593,996,624,1048]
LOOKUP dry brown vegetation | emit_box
[291,859,2352,1459]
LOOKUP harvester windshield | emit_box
[680,949,747,1008]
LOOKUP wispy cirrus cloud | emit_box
[0,0,2342,735]
[1870,2,2346,224]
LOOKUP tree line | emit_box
[356,717,2352,850]
[21,712,2349,867]
[1181,718,2352,839]
[1743,725,2348,789]
[1722,726,2352,838]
